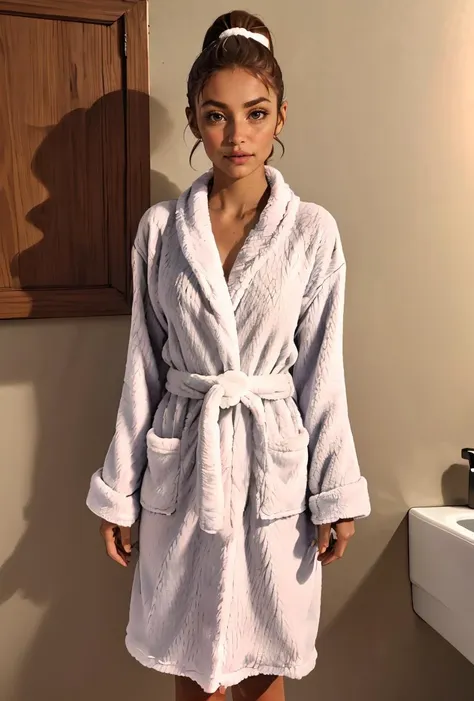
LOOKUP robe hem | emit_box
[125,635,318,693]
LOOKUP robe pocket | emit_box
[140,430,181,515]
[259,429,309,520]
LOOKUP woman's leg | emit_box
[232,675,285,701]
[175,677,226,701]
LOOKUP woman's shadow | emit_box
[0,92,180,701]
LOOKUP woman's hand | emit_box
[100,519,132,567]
[317,518,355,566]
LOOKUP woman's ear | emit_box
[185,107,201,140]
[275,100,288,137]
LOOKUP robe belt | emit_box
[166,368,295,533]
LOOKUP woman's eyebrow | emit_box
[200,97,271,109]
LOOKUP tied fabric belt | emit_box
[166,368,295,534]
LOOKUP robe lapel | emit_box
[226,167,300,310]
[175,171,241,369]
[174,167,300,367]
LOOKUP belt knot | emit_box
[216,370,250,409]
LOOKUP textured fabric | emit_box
[166,368,298,533]
[86,166,370,693]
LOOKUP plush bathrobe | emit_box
[86,166,370,693]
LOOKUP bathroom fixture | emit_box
[409,505,474,665]
[461,448,474,509]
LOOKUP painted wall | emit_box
[1,2,474,699]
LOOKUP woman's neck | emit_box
[208,166,269,219]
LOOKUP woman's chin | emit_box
[216,157,263,179]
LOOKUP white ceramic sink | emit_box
[409,506,474,664]
[458,518,474,534]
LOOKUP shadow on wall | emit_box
[442,464,470,506]
[7,94,180,292]
[149,96,182,204]
[0,94,178,700]
[288,519,474,701]
[151,169,181,204]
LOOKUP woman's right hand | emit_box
[100,519,132,567]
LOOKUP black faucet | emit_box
[461,448,474,509]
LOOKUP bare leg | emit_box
[175,676,227,701]
[232,675,285,701]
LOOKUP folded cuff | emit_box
[309,476,371,525]
[86,469,140,527]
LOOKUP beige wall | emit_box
[1,1,474,699]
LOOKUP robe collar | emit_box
[175,166,300,366]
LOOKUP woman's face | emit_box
[188,67,287,180]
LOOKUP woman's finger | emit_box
[320,549,339,566]
[120,526,132,554]
[317,523,332,557]
[115,526,132,565]
[335,519,355,541]
[320,519,356,566]
[321,534,347,566]
[100,522,128,567]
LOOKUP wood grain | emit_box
[0,1,149,318]
[124,0,150,302]
[0,0,138,24]
[0,287,129,318]
[0,14,122,289]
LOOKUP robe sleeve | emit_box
[292,218,371,526]
[86,211,167,527]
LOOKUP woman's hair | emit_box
[187,10,285,165]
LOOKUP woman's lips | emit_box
[225,154,253,164]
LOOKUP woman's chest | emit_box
[209,210,258,281]
[155,228,309,342]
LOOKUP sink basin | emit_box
[409,506,474,664]
[458,519,474,534]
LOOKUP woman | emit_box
[87,10,370,701]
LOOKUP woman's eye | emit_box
[206,112,225,123]
[249,110,268,121]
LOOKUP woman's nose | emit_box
[226,118,246,145]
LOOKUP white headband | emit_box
[219,27,270,50]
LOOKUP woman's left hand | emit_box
[317,518,355,566]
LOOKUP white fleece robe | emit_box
[86,166,370,693]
